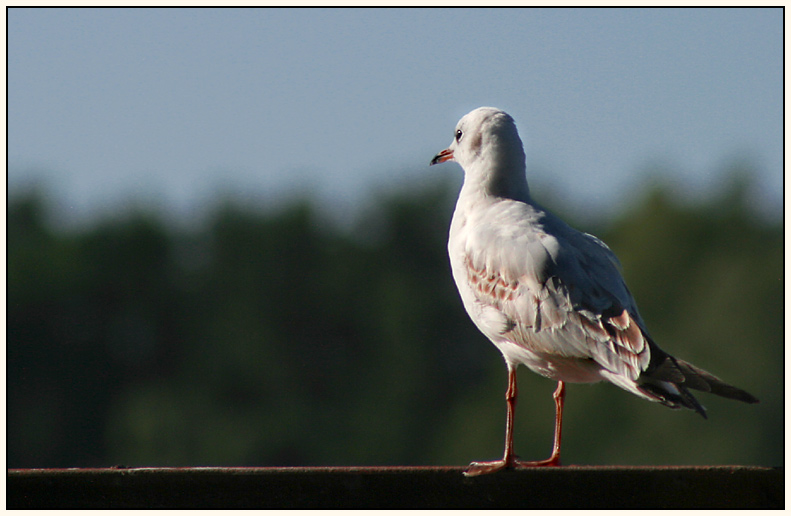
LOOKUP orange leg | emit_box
[464,367,565,477]
[541,379,565,466]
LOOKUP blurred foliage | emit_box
[7,170,782,468]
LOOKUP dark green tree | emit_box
[7,168,781,469]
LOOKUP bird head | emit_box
[431,107,528,199]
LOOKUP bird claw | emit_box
[463,459,510,477]
[516,456,562,468]
[463,455,561,476]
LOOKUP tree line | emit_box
[8,171,782,468]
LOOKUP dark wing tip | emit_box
[639,354,759,416]
[674,359,760,404]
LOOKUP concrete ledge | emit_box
[7,465,783,509]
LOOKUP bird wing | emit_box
[460,200,651,381]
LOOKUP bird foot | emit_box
[463,455,561,477]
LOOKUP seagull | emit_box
[430,107,759,477]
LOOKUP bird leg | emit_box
[464,370,565,477]
[541,380,565,466]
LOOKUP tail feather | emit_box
[638,381,708,418]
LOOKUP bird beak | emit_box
[430,148,454,166]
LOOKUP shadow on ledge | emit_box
[7,465,783,509]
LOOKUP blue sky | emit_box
[8,8,782,226]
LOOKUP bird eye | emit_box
[455,129,463,142]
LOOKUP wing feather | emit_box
[460,202,652,381]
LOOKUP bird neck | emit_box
[464,158,531,203]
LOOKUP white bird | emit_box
[430,107,759,476]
